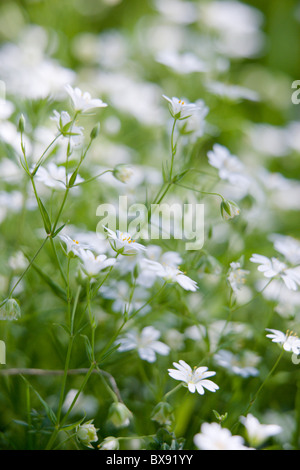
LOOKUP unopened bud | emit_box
[90,123,100,140]
[18,114,26,133]
[113,164,133,184]
[0,298,21,321]
[220,200,240,220]
[108,402,132,428]
[99,436,119,450]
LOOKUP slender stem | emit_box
[56,336,74,424]
[169,118,177,180]
[50,237,67,286]
[174,182,224,201]
[0,237,48,307]
[52,187,69,234]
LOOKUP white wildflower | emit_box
[168,360,219,395]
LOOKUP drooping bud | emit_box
[0,299,21,321]
[113,164,133,184]
[151,401,175,427]
[98,436,119,450]
[107,402,132,428]
[220,200,240,220]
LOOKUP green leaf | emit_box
[30,261,67,302]
[20,375,57,425]
[38,197,52,234]
[80,335,93,362]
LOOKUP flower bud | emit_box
[108,402,132,428]
[0,298,21,321]
[76,420,98,448]
[113,164,133,184]
[151,401,175,426]
[220,200,240,220]
[99,436,119,450]
[18,114,26,133]
[90,122,100,140]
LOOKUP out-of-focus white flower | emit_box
[240,414,282,447]
[162,94,203,120]
[65,84,107,113]
[250,254,300,291]
[227,262,249,293]
[207,144,250,187]
[270,234,300,265]
[117,326,170,363]
[143,259,198,292]
[157,51,208,74]
[0,26,75,100]
[136,245,182,288]
[103,227,146,254]
[154,0,197,24]
[168,360,219,395]
[178,99,209,141]
[35,162,83,190]
[8,251,28,272]
[62,388,99,417]
[194,422,249,450]
[77,249,116,278]
[101,280,151,315]
[214,349,260,378]
[0,98,15,120]
[199,1,264,59]
[266,328,300,355]
[76,420,98,448]
[205,81,259,102]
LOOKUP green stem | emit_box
[1,237,48,307]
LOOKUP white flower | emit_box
[35,162,83,190]
[59,234,92,257]
[194,422,249,450]
[227,262,249,293]
[117,326,170,363]
[65,84,107,113]
[51,110,84,147]
[240,414,282,447]
[142,259,198,292]
[168,360,219,395]
[77,249,116,277]
[136,245,182,288]
[207,143,249,187]
[162,94,203,120]
[103,226,146,254]
[76,420,98,448]
[266,328,300,355]
[214,349,260,378]
[250,254,300,291]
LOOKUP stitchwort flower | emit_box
[168,360,219,395]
